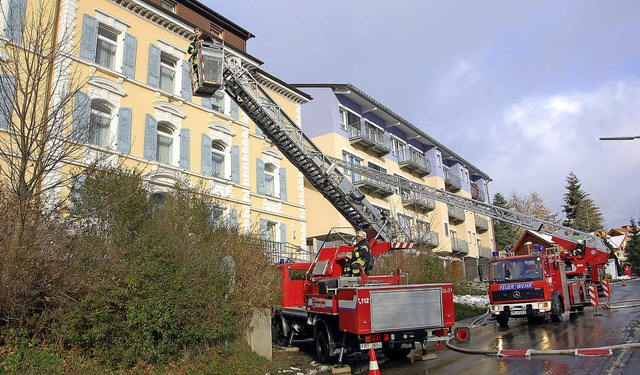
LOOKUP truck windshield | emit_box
[489,257,543,283]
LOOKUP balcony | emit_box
[471,182,485,202]
[353,176,394,197]
[452,237,469,256]
[413,230,439,248]
[444,170,462,192]
[398,148,431,177]
[349,122,390,157]
[401,191,436,212]
[475,215,489,233]
[447,204,465,224]
[478,245,493,259]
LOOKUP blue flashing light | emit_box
[492,251,499,258]
[537,246,545,252]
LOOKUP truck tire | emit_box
[315,329,332,364]
[271,316,287,346]
[382,345,411,360]
[496,315,509,327]
[550,296,564,322]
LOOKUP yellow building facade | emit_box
[1,0,309,260]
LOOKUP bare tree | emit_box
[0,0,97,246]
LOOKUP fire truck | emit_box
[192,41,468,363]
[487,235,610,327]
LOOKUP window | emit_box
[342,151,362,182]
[444,222,449,237]
[211,140,226,178]
[96,24,118,70]
[397,213,412,233]
[391,137,406,159]
[339,107,348,131]
[265,163,276,197]
[212,91,225,113]
[159,52,177,93]
[160,0,176,12]
[368,162,386,174]
[157,122,174,164]
[90,100,112,147]
[80,14,136,78]
[437,153,442,168]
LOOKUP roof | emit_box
[292,83,491,181]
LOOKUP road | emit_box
[336,278,640,375]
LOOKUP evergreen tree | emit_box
[561,172,605,232]
[626,217,640,273]
[492,193,519,251]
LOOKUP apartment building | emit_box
[1,0,310,259]
[294,84,494,276]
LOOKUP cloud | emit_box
[483,80,640,228]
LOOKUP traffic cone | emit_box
[368,348,380,375]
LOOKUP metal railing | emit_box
[263,240,314,263]
[398,148,431,174]
[452,238,469,255]
[444,170,462,191]
[474,215,489,232]
[349,121,389,152]
[447,204,466,223]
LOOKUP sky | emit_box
[205,0,640,229]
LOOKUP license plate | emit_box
[511,310,526,315]
[360,342,382,350]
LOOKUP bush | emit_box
[52,168,279,367]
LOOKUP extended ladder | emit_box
[222,61,391,241]
[326,157,609,254]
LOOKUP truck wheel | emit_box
[271,317,287,346]
[550,297,564,322]
[382,345,411,360]
[315,329,332,364]
[496,315,509,327]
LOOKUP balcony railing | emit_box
[412,230,439,248]
[263,240,314,263]
[478,245,493,259]
[447,204,465,223]
[349,122,390,156]
[471,182,485,202]
[401,191,436,212]
[353,175,395,197]
[444,170,462,192]
[452,238,469,256]
[475,215,489,233]
[398,148,431,177]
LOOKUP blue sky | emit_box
[205,0,640,229]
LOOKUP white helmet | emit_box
[355,230,366,238]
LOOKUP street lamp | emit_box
[599,135,640,141]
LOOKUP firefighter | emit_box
[188,27,212,81]
[344,230,373,276]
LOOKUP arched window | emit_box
[211,140,226,178]
[157,122,174,164]
[265,163,276,197]
[90,100,112,147]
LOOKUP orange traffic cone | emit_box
[368,348,380,375]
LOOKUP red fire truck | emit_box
[487,235,610,327]
[272,238,463,363]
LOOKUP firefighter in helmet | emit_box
[344,230,373,276]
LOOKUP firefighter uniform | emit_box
[344,230,372,275]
